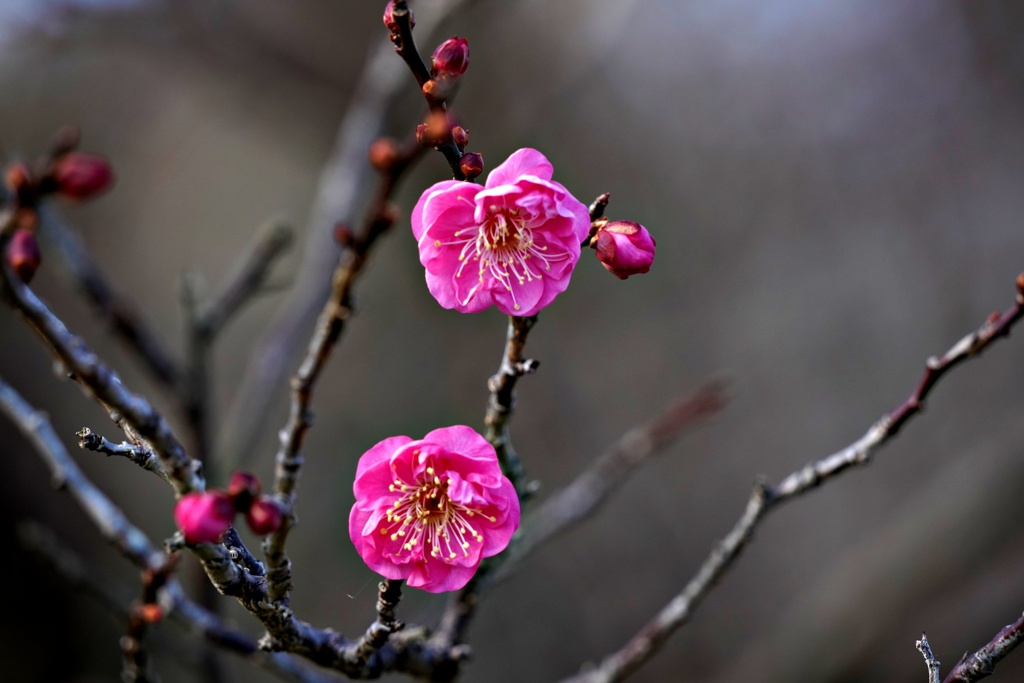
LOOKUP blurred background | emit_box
[2,0,1024,681]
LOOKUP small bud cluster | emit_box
[3,126,115,284]
[174,471,283,544]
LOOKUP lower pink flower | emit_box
[349,425,520,593]
[412,148,591,317]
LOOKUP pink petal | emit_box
[485,148,553,188]
[412,180,476,240]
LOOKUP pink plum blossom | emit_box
[349,425,520,593]
[412,148,591,317]
[594,220,656,279]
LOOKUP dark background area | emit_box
[2,1,1024,681]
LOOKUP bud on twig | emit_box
[6,229,42,283]
[431,37,469,79]
[174,491,235,544]
[52,152,114,200]
[451,126,469,151]
[246,496,284,536]
[382,1,413,33]
[368,137,399,173]
[593,221,656,279]
[459,152,484,180]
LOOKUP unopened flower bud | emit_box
[174,491,234,544]
[421,78,451,103]
[138,603,164,624]
[6,229,42,283]
[431,37,469,78]
[594,221,656,279]
[227,471,261,512]
[451,126,468,150]
[368,137,399,172]
[52,152,114,200]
[459,152,484,180]
[245,496,284,536]
[4,162,32,195]
[383,1,413,32]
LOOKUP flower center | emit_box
[382,460,494,563]
[434,206,570,311]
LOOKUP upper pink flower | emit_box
[412,148,591,317]
[349,425,520,593]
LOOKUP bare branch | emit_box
[491,379,727,586]
[196,219,294,341]
[77,426,170,483]
[38,205,182,388]
[561,277,1024,683]
[1,253,203,494]
[918,633,941,683]
[222,0,469,467]
[942,612,1024,683]
[0,374,168,571]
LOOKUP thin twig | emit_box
[38,205,182,388]
[490,379,727,586]
[918,633,941,683]
[389,1,466,179]
[942,612,1024,683]
[0,374,168,571]
[222,0,468,467]
[561,277,1024,683]
[484,314,538,496]
[77,426,170,483]
[196,219,294,341]
[0,247,203,495]
[344,580,405,667]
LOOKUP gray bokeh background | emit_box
[2,1,1024,681]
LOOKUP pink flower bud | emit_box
[368,137,399,172]
[174,491,234,544]
[431,37,469,78]
[383,1,413,32]
[594,221,656,279]
[227,471,261,512]
[459,152,484,180]
[245,496,283,536]
[52,152,114,200]
[6,229,42,283]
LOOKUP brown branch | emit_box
[484,314,539,496]
[490,379,727,586]
[561,276,1024,683]
[942,612,1024,683]
[345,580,405,667]
[389,1,466,179]
[38,205,182,388]
[262,142,418,606]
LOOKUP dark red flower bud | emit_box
[6,229,42,283]
[594,221,656,279]
[431,37,469,78]
[451,126,468,150]
[459,152,484,180]
[246,496,284,536]
[334,222,355,246]
[52,152,114,200]
[227,471,261,512]
[174,491,235,544]
[383,1,413,32]
[369,137,399,172]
